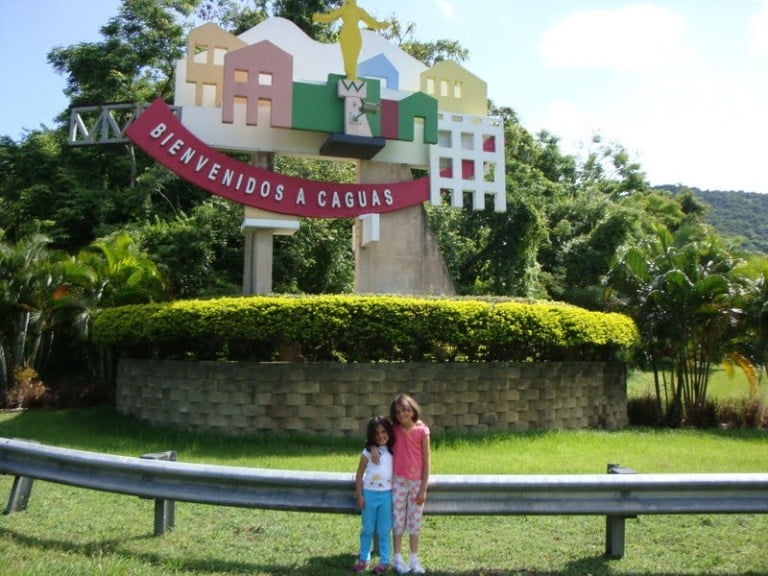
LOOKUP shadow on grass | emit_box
[303,554,768,576]
[0,529,765,576]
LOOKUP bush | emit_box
[629,394,768,430]
[627,394,660,426]
[717,397,767,429]
[5,367,54,408]
[92,295,640,363]
[684,401,719,429]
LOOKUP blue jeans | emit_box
[358,488,392,564]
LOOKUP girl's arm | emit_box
[369,444,380,464]
[415,434,431,505]
[354,453,368,509]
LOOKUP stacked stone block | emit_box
[116,360,627,436]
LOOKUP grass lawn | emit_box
[627,367,768,401]
[0,406,767,575]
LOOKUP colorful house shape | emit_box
[421,60,488,116]
[395,92,438,144]
[359,54,400,90]
[186,23,246,107]
[221,40,294,128]
[292,74,381,136]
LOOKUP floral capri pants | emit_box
[392,476,424,535]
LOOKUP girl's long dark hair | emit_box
[365,415,394,451]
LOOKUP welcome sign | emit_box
[126,99,430,218]
[126,8,505,217]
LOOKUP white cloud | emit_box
[749,0,768,60]
[539,3,695,73]
[541,68,768,192]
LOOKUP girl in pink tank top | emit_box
[389,394,430,574]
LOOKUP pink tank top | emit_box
[393,422,430,480]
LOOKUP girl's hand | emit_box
[369,445,381,464]
[415,489,427,505]
[357,494,365,509]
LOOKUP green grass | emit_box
[1,407,767,575]
[627,367,768,401]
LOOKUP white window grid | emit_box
[429,113,506,212]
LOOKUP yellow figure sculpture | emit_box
[313,0,389,81]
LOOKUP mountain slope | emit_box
[657,185,768,254]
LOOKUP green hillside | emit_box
[658,185,768,254]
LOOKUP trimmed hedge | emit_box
[92,295,639,362]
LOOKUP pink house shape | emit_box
[221,40,293,128]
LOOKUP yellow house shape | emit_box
[186,23,247,107]
[420,60,487,116]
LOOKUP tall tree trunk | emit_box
[652,362,663,423]
[14,310,30,368]
[0,340,8,404]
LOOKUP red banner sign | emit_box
[125,99,430,218]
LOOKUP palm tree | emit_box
[76,231,168,309]
[0,232,169,403]
[605,224,746,426]
[0,234,87,399]
[72,232,169,388]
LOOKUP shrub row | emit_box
[93,295,639,362]
[628,393,768,429]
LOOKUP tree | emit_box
[604,223,747,426]
[77,231,169,308]
[271,155,356,293]
[48,0,198,108]
[382,18,468,66]
[138,200,240,298]
[0,234,95,400]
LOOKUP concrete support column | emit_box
[241,152,300,295]
[243,229,277,294]
[354,161,454,295]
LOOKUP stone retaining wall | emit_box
[116,359,627,436]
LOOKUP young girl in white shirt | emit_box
[352,415,395,574]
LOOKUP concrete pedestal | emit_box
[354,161,454,295]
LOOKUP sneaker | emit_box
[352,560,368,573]
[393,557,410,574]
[372,564,390,574]
[410,559,425,574]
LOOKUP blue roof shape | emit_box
[359,54,399,90]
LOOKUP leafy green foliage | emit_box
[0,232,171,402]
[381,18,469,66]
[660,184,768,254]
[605,224,749,426]
[92,295,639,362]
[48,0,197,107]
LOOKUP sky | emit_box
[1,0,767,193]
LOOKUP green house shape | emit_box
[397,92,438,145]
[292,74,381,136]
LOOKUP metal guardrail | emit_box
[1,437,767,559]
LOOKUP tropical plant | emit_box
[604,223,748,426]
[0,234,96,400]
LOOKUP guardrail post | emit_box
[604,463,636,559]
[140,451,177,535]
[3,439,39,515]
[4,475,35,514]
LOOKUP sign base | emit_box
[319,132,385,159]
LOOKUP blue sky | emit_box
[1,0,767,193]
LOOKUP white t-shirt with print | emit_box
[362,445,393,491]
